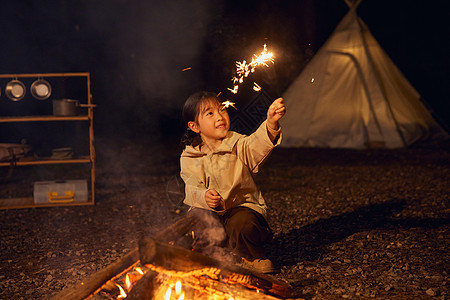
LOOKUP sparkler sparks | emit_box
[221,100,237,110]
[221,44,275,111]
[228,44,274,95]
[253,82,261,92]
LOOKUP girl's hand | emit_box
[205,189,222,209]
[267,97,286,130]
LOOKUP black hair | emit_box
[180,91,220,147]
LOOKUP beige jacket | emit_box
[180,120,281,218]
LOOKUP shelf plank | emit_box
[0,197,94,210]
[0,158,92,167]
[0,115,90,122]
[0,72,90,79]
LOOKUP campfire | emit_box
[51,217,292,300]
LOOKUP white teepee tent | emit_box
[280,0,446,149]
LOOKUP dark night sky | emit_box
[1,0,449,144]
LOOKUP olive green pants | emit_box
[188,206,273,260]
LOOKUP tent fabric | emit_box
[280,6,446,149]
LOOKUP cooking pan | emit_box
[31,78,52,100]
[52,99,95,116]
[5,79,26,101]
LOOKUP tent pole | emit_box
[328,51,384,142]
[356,15,407,147]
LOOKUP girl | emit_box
[180,91,285,273]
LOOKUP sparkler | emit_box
[227,44,274,95]
[221,44,275,110]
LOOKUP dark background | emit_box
[1,0,449,146]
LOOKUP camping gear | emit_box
[0,143,32,162]
[280,0,447,149]
[51,147,73,160]
[5,80,26,101]
[33,180,88,204]
[52,99,95,116]
[52,99,80,116]
[30,78,52,100]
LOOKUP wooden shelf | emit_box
[0,72,96,209]
[0,115,90,122]
[0,197,94,210]
[0,157,92,167]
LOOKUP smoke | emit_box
[188,208,240,264]
[77,0,224,139]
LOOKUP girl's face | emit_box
[190,98,230,143]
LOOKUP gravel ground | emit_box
[0,141,449,299]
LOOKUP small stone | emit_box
[426,288,437,296]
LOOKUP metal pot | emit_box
[5,79,26,101]
[31,78,52,100]
[52,99,80,116]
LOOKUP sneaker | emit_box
[241,258,277,274]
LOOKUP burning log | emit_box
[145,270,283,300]
[123,269,159,300]
[50,216,198,300]
[138,237,292,298]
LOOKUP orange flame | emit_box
[115,283,127,298]
[164,286,172,300]
[175,280,182,294]
[125,274,131,290]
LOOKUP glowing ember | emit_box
[182,67,192,71]
[221,100,237,111]
[253,82,261,92]
[115,283,127,298]
[228,44,274,95]
[135,267,144,275]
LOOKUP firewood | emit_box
[167,272,282,300]
[124,269,159,300]
[139,237,292,298]
[50,216,198,300]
